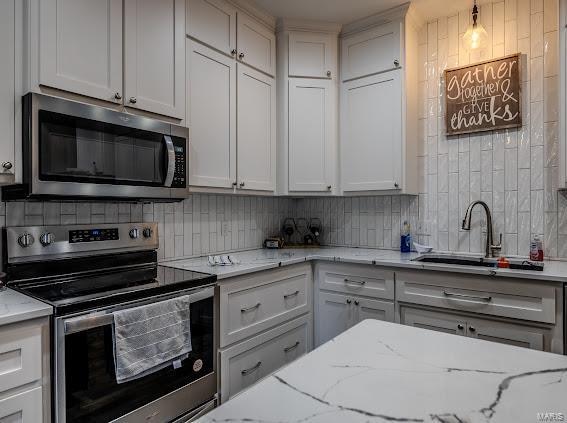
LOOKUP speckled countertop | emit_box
[160,247,567,283]
[196,319,567,423]
[0,288,52,326]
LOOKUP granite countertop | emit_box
[197,320,567,423]
[0,288,52,326]
[160,247,567,283]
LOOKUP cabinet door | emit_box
[124,0,185,118]
[39,0,123,102]
[399,306,467,336]
[467,317,545,351]
[187,41,236,188]
[237,64,276,191]
[237,13,276,76]
[186,0,236,56]
[353,297,395,324]
[341,71,402,192]
[289,32,335,79]
[341,21,401,81]
[0,387,42,423]
[316,291,353,347]
[0,0,16,183]
[288,79,333,192]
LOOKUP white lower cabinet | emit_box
[0,386,42,423]
[399,305,547,351]
[219,314,312,402]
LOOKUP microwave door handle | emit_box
[164,135,175,187]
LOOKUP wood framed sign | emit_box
[444,53,522,136]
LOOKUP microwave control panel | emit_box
[171,136,186,188]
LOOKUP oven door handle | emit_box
[63,286,214,335]
[164,135,176,187]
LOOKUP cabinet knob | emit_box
[394,182,399,189]
[394,59,400,67]
[327,185,332,191]
[238,52,245,59]
[326,70,331,77]
[457,324,464,330]
[239,182,245,188]
[129,97,137,104]
[346,299,352,304]
[232,181,237,187]
[114,92,122,100]
[469,326,476,333]
[2,161,13,170]
[231,49,237,56]
[354,300,359,306]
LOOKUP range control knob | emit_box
[142,227,153,238]
[129,228,140,239]
[18,233,34,248]
[39,232,55,246]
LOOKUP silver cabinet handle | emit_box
[239,182,245,188]
[344,278,366,285]
[283,290,299,299]
[457,324,464,330]
[232,181,237,187]
[469,326,476,333]
[241,302,261,313]
[326,70,331,77]
[394,59,400,67]
[284,341,300,353]
[394,182,399,188]
[354,300,359,306]
[2,161,13,170]
[346,299,352,304]
[231,49,237,56]
[443,290,492,302]
[238,52,245,59]
[129,97,137,104]
[327,185,332,191]
[241,361,262,375]
[114,92,122,100]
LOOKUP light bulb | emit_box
[463,23,488,51]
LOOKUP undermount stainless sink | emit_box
[412,254,544,271]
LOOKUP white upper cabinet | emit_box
[187,41,237,188]
[288,79,333,192]
[186,0,236,56]
[124,0,185,118]
[39,0,123,102]
[0,0,17,184]
[288,32,335,79]
[237,12,276,76]
[341,21,401,82]
[341,71,402,191]
[237,64,276,191]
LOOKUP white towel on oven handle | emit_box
[112,294,192,383]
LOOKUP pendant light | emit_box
[462,0,488,51]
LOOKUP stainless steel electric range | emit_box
[4,222,217,423]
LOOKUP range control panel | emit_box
[69,228,119,243]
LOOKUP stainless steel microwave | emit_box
[3,93,188,201]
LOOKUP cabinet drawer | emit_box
[341,21,401,81]
[316,262,394,300]
[220,264,312,347]
[0,386,42,422]
[396,270,557,324]
[220,314,311,401]
[0,321,42,394]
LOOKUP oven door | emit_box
[25,93,187,199]
[54,286,216,423]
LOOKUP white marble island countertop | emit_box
[197,320,567,423]
[161,247,567,283]
[0,287,52,326]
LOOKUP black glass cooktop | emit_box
[7,252,216,316]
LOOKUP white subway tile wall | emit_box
[2,195,294,262]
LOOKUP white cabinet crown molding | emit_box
[276,18,342,35]
[227,0,276,30]
[340,2,415,38]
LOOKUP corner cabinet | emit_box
[28,0,186,120]
[186,0,277,194]
[276,21,340,196]
[339,5,419,194]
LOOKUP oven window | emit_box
[64,297,214,423]
[39,110,167,186]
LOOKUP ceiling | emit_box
[252,0,480,24]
